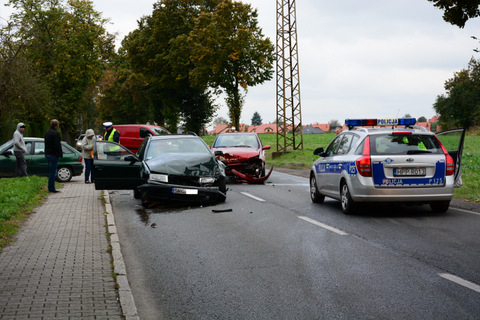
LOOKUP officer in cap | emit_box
[103,122,120,144]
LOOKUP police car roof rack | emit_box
[345,118,417,130]
[411,125,428,132]
[351,127,368,133]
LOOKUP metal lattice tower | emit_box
[275,0,303,155]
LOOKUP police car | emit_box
[310,118,465,214]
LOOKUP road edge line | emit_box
[104,191,140,320]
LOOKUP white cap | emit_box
[103,121,113,128]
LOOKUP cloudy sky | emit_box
[2,0,480,127]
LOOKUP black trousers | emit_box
[14,151,27,177]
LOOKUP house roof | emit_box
[248,123,278,133]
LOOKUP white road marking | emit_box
[439,273,480,294]
[266,183,309,187]
[241,192,266,202]
[451,207,480,216]
[298,216,349,236]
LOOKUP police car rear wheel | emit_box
[341,182,356,214]
[310,174,325,203]
[430,201,450,213]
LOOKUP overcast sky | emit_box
[2,0,480,127]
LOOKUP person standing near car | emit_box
[103,122,120,144]
[13,122,27,177]
[81,129,95,184]
[44,119,63,193]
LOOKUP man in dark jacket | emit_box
[44,119,63,193]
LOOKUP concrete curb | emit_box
[104,191,140,320]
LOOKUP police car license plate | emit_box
[394,168,426,177]
[172,187,198,195]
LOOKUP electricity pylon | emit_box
[275,0,303,156]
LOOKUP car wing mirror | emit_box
[263,145,271,150]
[214,150,224,156]
[124,155,139,163]
[313,147,325,156]
[2,150,13,157]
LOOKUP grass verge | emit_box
[0,176,49,251]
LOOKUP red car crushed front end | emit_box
[211,133,272,183]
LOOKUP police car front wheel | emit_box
[341,182,357,215]
[310,174,325,203]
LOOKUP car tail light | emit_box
[356,136,372,177]
[78,156,83,162]
[436,141,455,176]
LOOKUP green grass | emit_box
[204,131,480,203]
[0,176,49,251]
[454,135,480,202]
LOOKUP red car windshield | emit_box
[213,135,259,148]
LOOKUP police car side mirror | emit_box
[313,147,324,156]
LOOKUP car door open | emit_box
[93,141,144,190]
[436,128,465,188]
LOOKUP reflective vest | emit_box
[105,128,120,151]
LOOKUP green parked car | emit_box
[0,137,84,182]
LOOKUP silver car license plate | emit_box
[394,168,426,177]
[172,187,198,195]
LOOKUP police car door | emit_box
[435,128,465,188]
[321,134,345,196]
[330,133,359,195]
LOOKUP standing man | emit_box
[13,122,27,177]
[44,119,63,193]
[103,122,120,143]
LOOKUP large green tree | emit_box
[188,0,274,131]
[0,20,51,140]
[6,0,115,142]
[433,58,480,129]
[114,0,220,134]
[428,0,480,28]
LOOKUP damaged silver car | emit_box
[93,134,227,207]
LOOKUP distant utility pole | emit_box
[275,0,303,157]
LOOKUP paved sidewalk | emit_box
[0,177,126,320]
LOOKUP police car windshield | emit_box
[370,134,443,155]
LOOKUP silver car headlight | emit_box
[150,173,168,183]
[199,177,215,184]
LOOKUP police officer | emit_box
[103,122,120,143]
[103,122,121,159]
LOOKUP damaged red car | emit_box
[211,132,272,183]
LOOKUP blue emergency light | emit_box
[345,118,416,128]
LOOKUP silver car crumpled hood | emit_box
[145,153,220,177]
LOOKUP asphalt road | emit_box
[110,171,480,320]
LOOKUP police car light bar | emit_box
[345,118,416,128]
